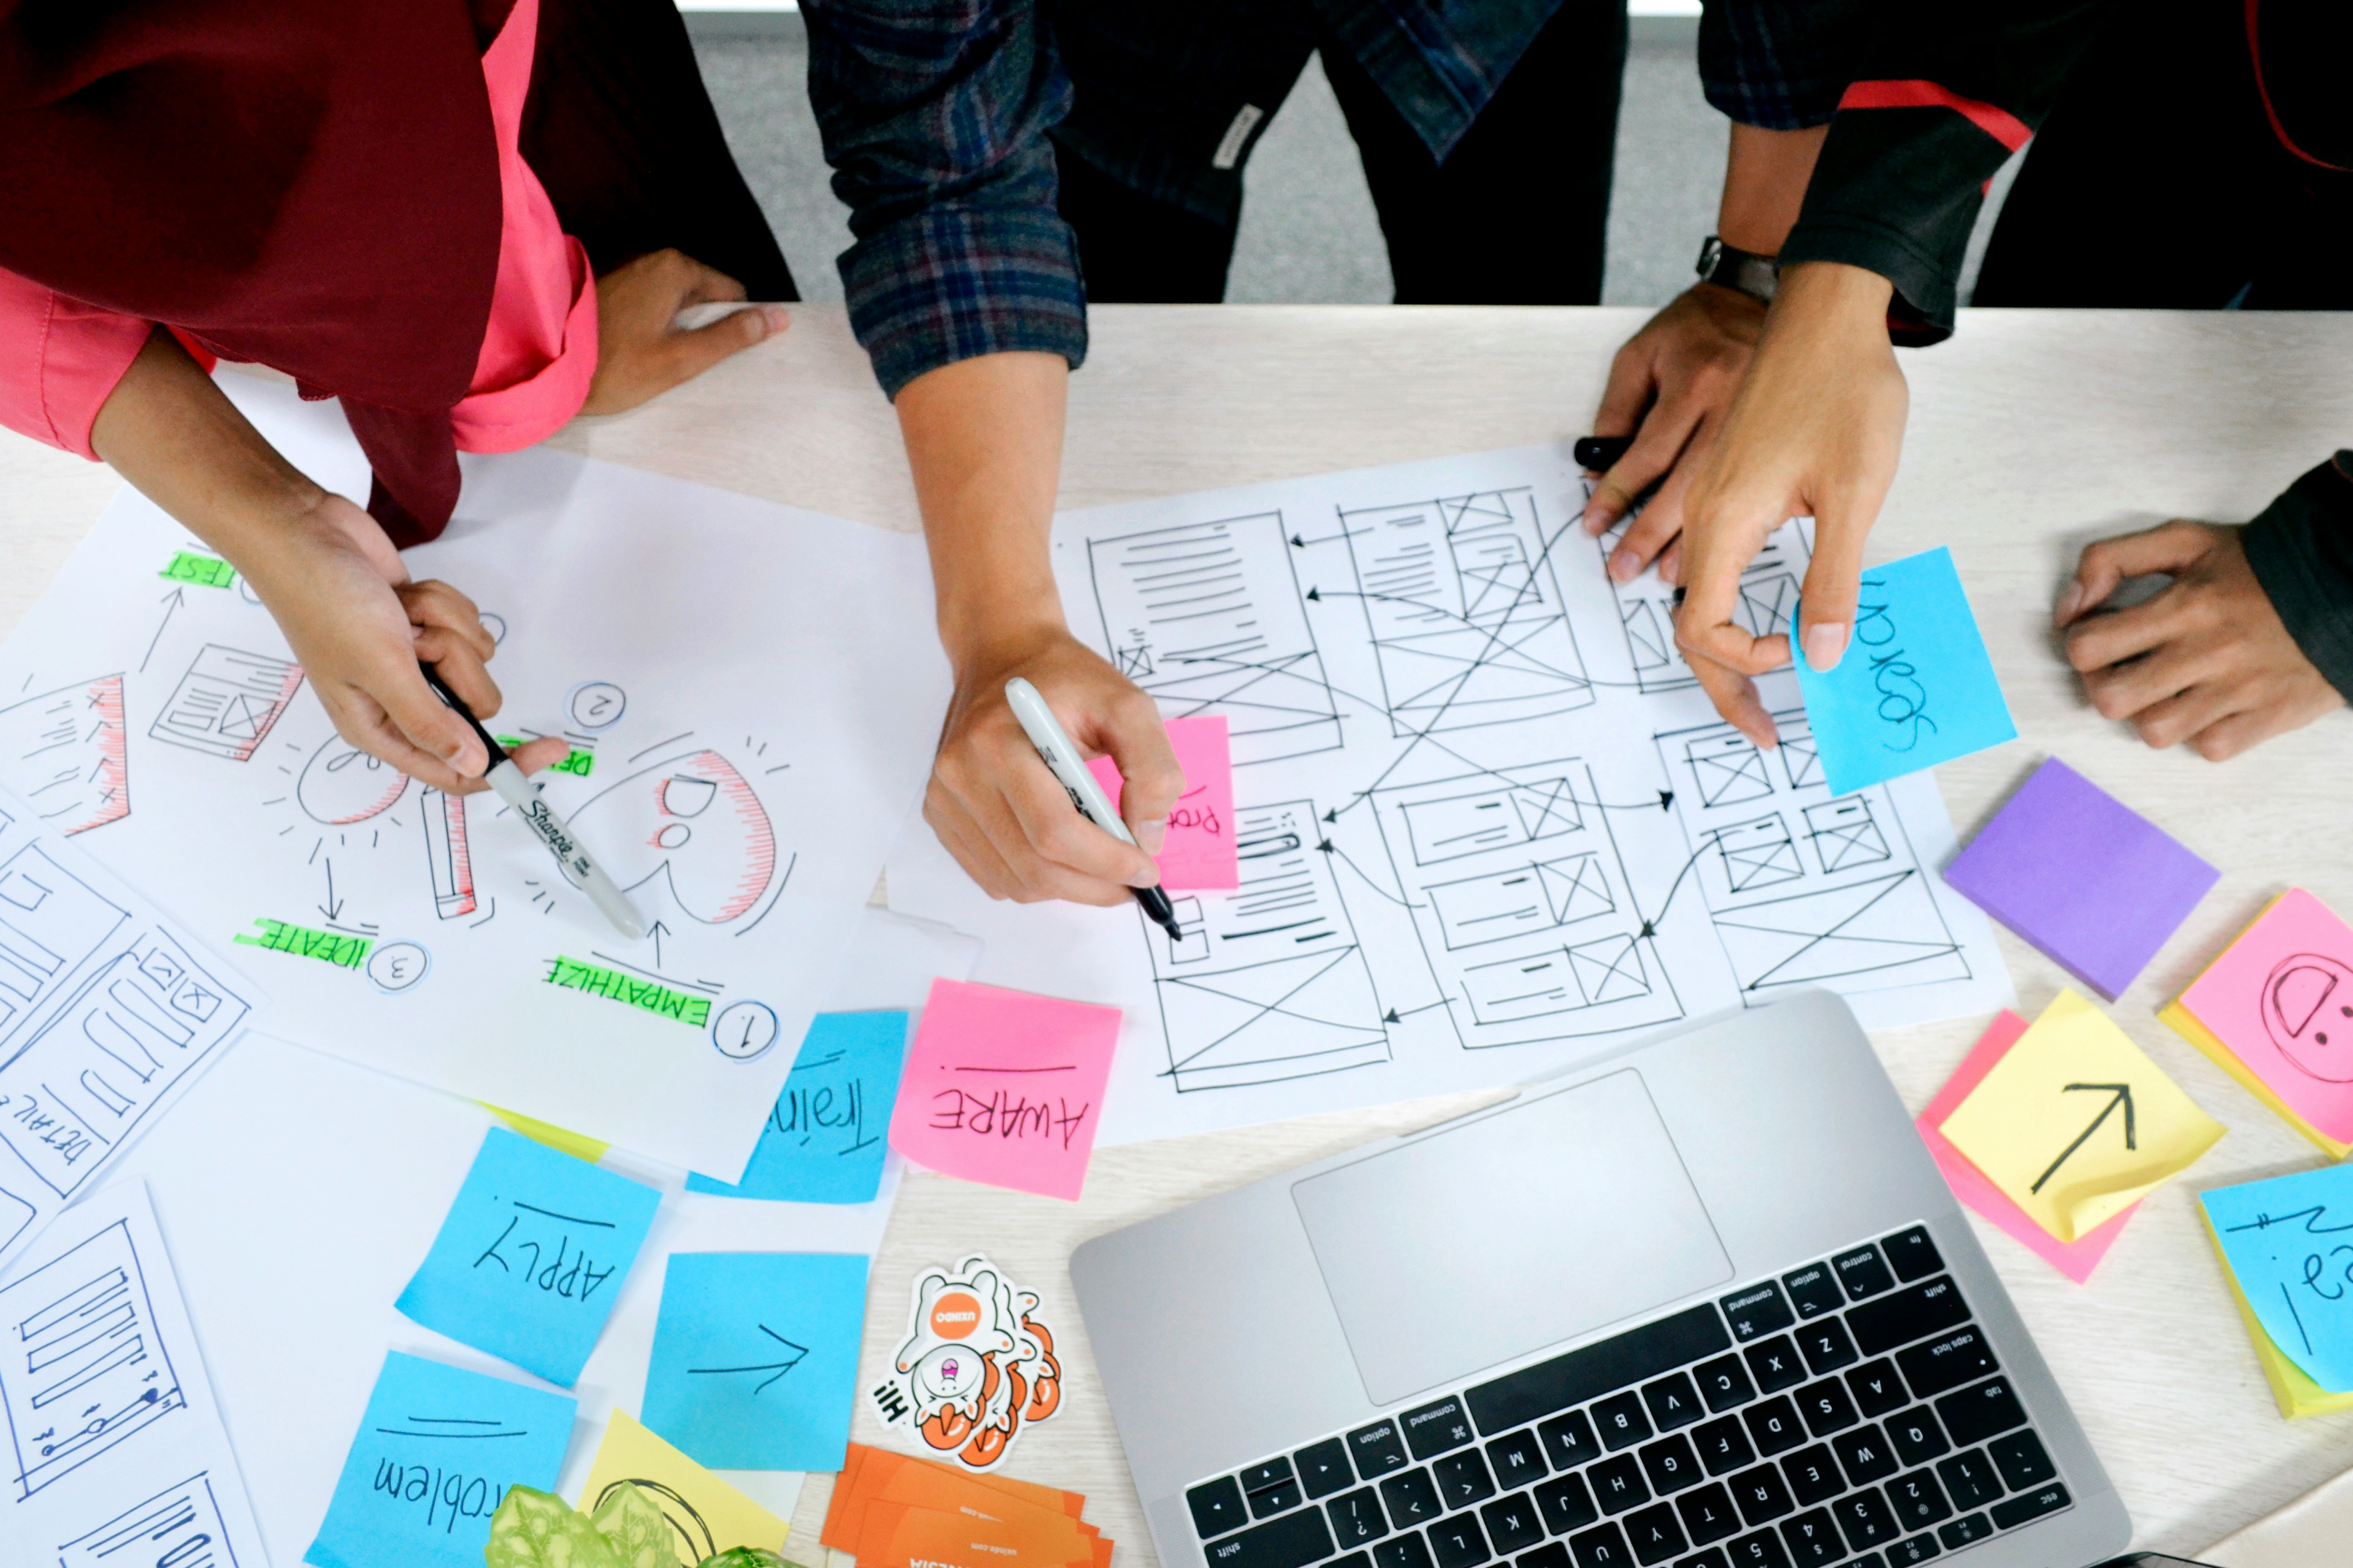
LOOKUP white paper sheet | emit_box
[96,904,975,1562]
[0,1179,270,1567]
[886,443,2013,1146]
[0,375,950,1179]
[0,786,257,1275]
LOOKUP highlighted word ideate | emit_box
[236,916,371,968]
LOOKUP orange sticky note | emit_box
[2164,889,2353,1156]
[1086,715,1238,891]
[887,980,1121,1200]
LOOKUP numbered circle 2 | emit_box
[366,941,432,994]
[711,1000,780,1061]
[566,680,628,731]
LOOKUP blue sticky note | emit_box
[687,1011,911,1204]
[2203,1165,2353,1392]
[640,1252,869,1470]
[306,1351,575,1568]
[396,1126,662,1387]
[1791,546,2016,795]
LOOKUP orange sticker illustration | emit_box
[869,1255,1062,1470]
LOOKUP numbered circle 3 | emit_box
[711,999,780,1061]
[367,940,432,994]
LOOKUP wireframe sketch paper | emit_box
[687,1011,911,1203]
[307,1350,574,1568]
[1938,988,2224,1243]
[889,979,1121,1200]
[0,1180,269,1568]
[639,1251,869,1472]
[396,1126,663,1386]
[2165,889,2353,1156]
[0,374,948,1178]
[2201,1163,2353,1394]
[1087,715,1240,890]
[884,443,2011,1145]
[1944,757,2217,1000]
[0,785,256,1274]
[1790,547,2016,796]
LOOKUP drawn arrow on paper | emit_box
[1315,839,1424,907]
[139,587,186,674]
[2030,1083,2137,1195]
[647,919,672,968]
[1384,999,1456,1023]
[1289,527,1371,548]
[317,858,344,921]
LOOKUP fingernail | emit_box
[1803,621,1848,672]
[2056,583,2084,624]
[1608,548,1639,583]
[759,305,790,335]
[1659,553,1679,587]
[1581,503,1606,535]
[1137,820,1167,855]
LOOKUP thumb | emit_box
[665,305,787,382]
[1795,501,1872,674]
[2058,520,2212,626]
[1095,694,1183,857]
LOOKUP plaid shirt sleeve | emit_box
[1698,0,1876,131]
[802,0,1087,398]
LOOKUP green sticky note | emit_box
[1792,546,2016,794]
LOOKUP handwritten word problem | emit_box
[543,955,710,1027]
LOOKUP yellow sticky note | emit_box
[2203,1211,2353,1421]
[1937,989,2224,1243]
[580,1409,788,1562]
[482,1102,612,1165]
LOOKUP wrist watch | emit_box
[1695,236,1779,305]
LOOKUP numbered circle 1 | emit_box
[366,941,432,994]
[566,680,627,731]
[711,1000,780,1061]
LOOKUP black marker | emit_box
[1573,435,1635,472]
[1004,677,1185,943]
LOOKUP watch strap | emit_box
[1695,236,1779,304]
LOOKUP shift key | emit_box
[1848,1277,1971,1357]
[1207,1508,1338,1568]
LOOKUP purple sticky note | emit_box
[1944,758,2217,999]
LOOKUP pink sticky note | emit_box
[2177,889,2353,1145]
[1917,1010,2136,1284]
[887,978,1121,1200]
[1086,715,1238,891]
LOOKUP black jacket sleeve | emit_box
[2242,451,2353,701]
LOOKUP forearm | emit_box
[895,350,1071,670]
[88,329,329,575]
[1717,123,1828,256]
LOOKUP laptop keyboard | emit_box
[1186,1226,2073,1568]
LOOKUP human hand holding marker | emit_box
[1005,677,1186,942]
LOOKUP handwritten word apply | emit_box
[1792,546,2016,795]
[396,1127,661,1387]
[890,979,1122,1200]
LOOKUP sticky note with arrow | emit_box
[1938,988,2224,1243]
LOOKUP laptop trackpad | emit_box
[1293,1069,1734,1407]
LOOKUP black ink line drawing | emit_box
[571,749,786,929]
[0,929,248,1201]
[1144,799,1391,1092]
[1370,760,1684,1047]
[147,646,302,761]
[1086,513,1345,765]
[0,675,130,836]
[567,681,627,731]
[1604,516,1812,694]
[1656,713,1971,1000]
[1339,489,1598,736]
[297,735,410,825]
[2029,1083,2136,1194]
[373,1415,531,1440]
[596,1476,721,1565]
[422,788,477,920]
[58,1471,244,1568]
[0,842,132,1045]
[688,1324,808,1394]
[1,1218,186,1498]
[2261,953,2353,1083]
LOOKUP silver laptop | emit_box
[1072,990,2132,1568]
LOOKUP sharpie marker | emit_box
[418,664,648,941]
[1004,677,1185,944]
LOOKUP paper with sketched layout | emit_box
[0,1179,269,1568]
[887,443,2010,1145]
[0,375,947,1178]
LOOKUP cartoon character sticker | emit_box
[868,1254,1062,1470]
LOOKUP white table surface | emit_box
[3,305,2350,1564]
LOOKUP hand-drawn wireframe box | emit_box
[1655,713,1972,1001]
[147,645,303,761]
[1085,513,1345,765]
[1340,488,1599,738]
[1139,799,1389,1092]
[1369,759,1684,1048]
